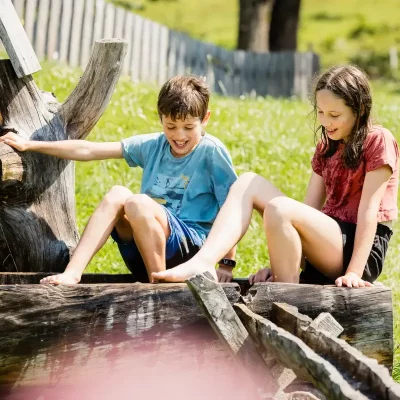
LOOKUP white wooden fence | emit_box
[8,0,319,98]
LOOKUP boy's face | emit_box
[161,111,211,158]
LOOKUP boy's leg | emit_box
[124,194,171,280]
[40,186,133,284]
[152,172,284,282]
[264,197,344,283]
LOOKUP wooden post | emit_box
[0,39,127,273]
[0,0,41,77]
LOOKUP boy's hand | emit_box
[216,265,233,283]
[335,271,373,288]
[249,268,273,285]
[40,270,81,285]
[0,132,30,151]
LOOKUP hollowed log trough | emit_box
[0,273,394,399]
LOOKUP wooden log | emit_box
[235,303,369,400]
[0,281,241,392]
[248,282,393,370]
[186,273,283,398]
[271,303,400,400]
[0,39,127,273]
[0,0,41,77]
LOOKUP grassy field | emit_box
[112,0,400,71]
[32,62,400,380]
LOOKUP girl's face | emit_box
[316,89,358,142]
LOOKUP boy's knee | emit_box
[103,185,132,209]
[124,194,153,219]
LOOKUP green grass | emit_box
[33,62,400,380]
[111,0,400,72]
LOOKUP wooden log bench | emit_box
[0,272,395,399]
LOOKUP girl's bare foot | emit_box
[40,270,81,285]
[151,258,217,283]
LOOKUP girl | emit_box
[152,65,399,288]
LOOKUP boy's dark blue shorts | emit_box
[300,218,393,285]
[111,207,205,283]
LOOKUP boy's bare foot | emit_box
[40,270,81,285]
[151,258,217,283]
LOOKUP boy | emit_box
[0,76,237,284]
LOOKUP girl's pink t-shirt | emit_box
[312,127,399,224]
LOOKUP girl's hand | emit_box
[216,266,233,283]
[249,268,274,285]
[0,132,29,151]
[335,271,373,288]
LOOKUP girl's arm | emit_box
[304,172,326,210]
[336,165,392,287]
[0,132,123,161]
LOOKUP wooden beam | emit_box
[186,272,293,398]
[235,303,369,400]
[248,282,393,370]
[271,303,400,400]
[0,281,241,390]
[0,0,41,77]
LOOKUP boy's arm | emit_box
[0,132,123,161]
[216,245,236,283]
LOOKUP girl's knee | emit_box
[264,197,296,225]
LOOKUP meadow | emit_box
[33,62,400,380]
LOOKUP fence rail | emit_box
[7,0,319,98]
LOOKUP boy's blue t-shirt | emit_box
[121,132,237,240]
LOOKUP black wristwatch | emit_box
[218,258,236,268]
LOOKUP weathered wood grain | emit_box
[271,303,400,400]
[0,0,41,77]
[0,282,241,391]
[235,303,369,400]
[0,39,126,273]
[248,282,393,370]
[186,273,282,398]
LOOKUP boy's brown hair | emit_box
[157,75,210,122]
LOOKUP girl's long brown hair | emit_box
[311,65,372,169]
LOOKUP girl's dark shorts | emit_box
[299,218,393,285]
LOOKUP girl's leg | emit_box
[152,172,285,282]
[123,194,171,280]
[264,197,344,283]
[40,185,133,284]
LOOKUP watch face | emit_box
[220,258,236,267]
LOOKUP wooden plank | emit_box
[167,29,179,79]
[235,303,369,400]
[149,21,160,83]
[103,2,115,39]
[0,0,41,77]
[59,0,73,62]
[24,0,37,44]
[93,0,105,42]
[69,0,85,67]
[80,0,95,68]
[47,0,62,60]
[271,303,400,400]
[35,0,50,60]
[186,273,282,398]
[113,4,125,39]
[0,282,241,389]
[130,13,143,81]
[139,18,151,81]
[157,24,168,84]
[12,0,24,20]
[122,11,133,75]
[249,282,394,370]
[233,49,246,96]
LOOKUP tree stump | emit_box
[0,39,127,272]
